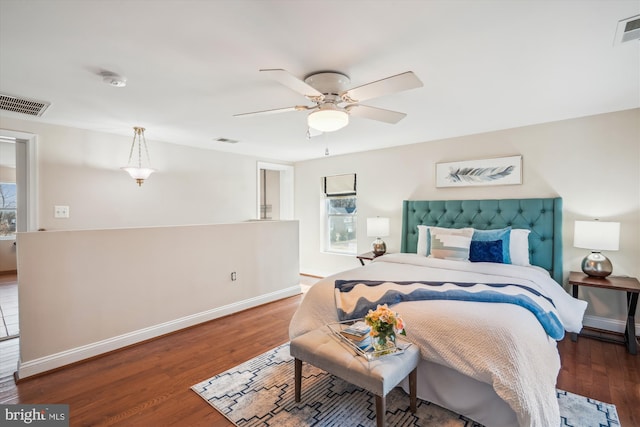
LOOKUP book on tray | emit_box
[340,321,371,341]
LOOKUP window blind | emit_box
[323,173,356,196]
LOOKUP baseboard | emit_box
[17,285,302,379]
[300,272,324,279]
[0,269,17,276]
[300,268,333,278]
[582,314,639,336]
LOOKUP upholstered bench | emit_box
[290,328,420,427]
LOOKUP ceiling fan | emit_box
[234,69,423,133]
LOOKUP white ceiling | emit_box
[0,0,638,162]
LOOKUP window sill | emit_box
[321,251,357,257]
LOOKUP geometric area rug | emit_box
[192,343,621,427]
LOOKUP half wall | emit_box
[16,220,299,378]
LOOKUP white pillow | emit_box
[416,225,430,256]
[510,229,531,266]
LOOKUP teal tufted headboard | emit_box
[400,198,563,284]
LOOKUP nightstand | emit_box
[569,271,640,355]
[356,251,383,266]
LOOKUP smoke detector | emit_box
[101,71,127,87]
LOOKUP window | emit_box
[0,183,17,239]
[323,174,357,254]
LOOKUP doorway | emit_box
[0,139,19,344]
[0,138,17,273]
[0,130,37,234]
[256,162,294,220]
[0,129,37,383]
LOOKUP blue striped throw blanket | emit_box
[335,280,565,340]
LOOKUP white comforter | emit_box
[289,254,587,427]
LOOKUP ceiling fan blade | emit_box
[346,104,407,124]
[233,105,309,117]
[260,69,323,99]
[342,71,423,103]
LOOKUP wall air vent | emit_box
[214,137,239,144]
[0,93,50,117]
[615,14,640,44]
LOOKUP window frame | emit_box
[0,182,17,240]
[321,173,357,255]
[323,195,357,255]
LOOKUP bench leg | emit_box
[294,358,302,402]
[409,368,417,413]
[375,395,386,427]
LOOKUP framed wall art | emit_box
[436,155,522,188]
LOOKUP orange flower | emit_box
[364,304,406,336]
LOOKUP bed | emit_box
[289,197,587,427]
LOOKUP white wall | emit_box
[16,220,300,378]
[294,109,640,331]
[0,117,288,231]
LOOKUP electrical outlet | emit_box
[231,272,237,281]
[54,205,70,218]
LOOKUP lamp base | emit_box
[372,238,386,256]
[581,251,613,278]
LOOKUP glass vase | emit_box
[372,330,396,355]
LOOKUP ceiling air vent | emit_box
[0,93,50,117]
[615,14,640,44]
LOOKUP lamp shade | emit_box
[307,105,349,132]
[573,220,620,251]
[367,217,390,238]
[121,166,155,181]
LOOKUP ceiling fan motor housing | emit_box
[304,72,351,100]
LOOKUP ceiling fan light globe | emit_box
[307,109,349,132]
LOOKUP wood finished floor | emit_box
[0,273,638,426]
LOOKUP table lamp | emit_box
[573,220,620,277]
[367,217,390,256]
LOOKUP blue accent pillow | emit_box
[469,240,504,263]
[472,227,512,264]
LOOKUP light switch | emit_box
[54,205,70,218]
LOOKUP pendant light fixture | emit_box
[121,126,155,186]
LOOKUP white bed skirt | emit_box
[401,358,517,427]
